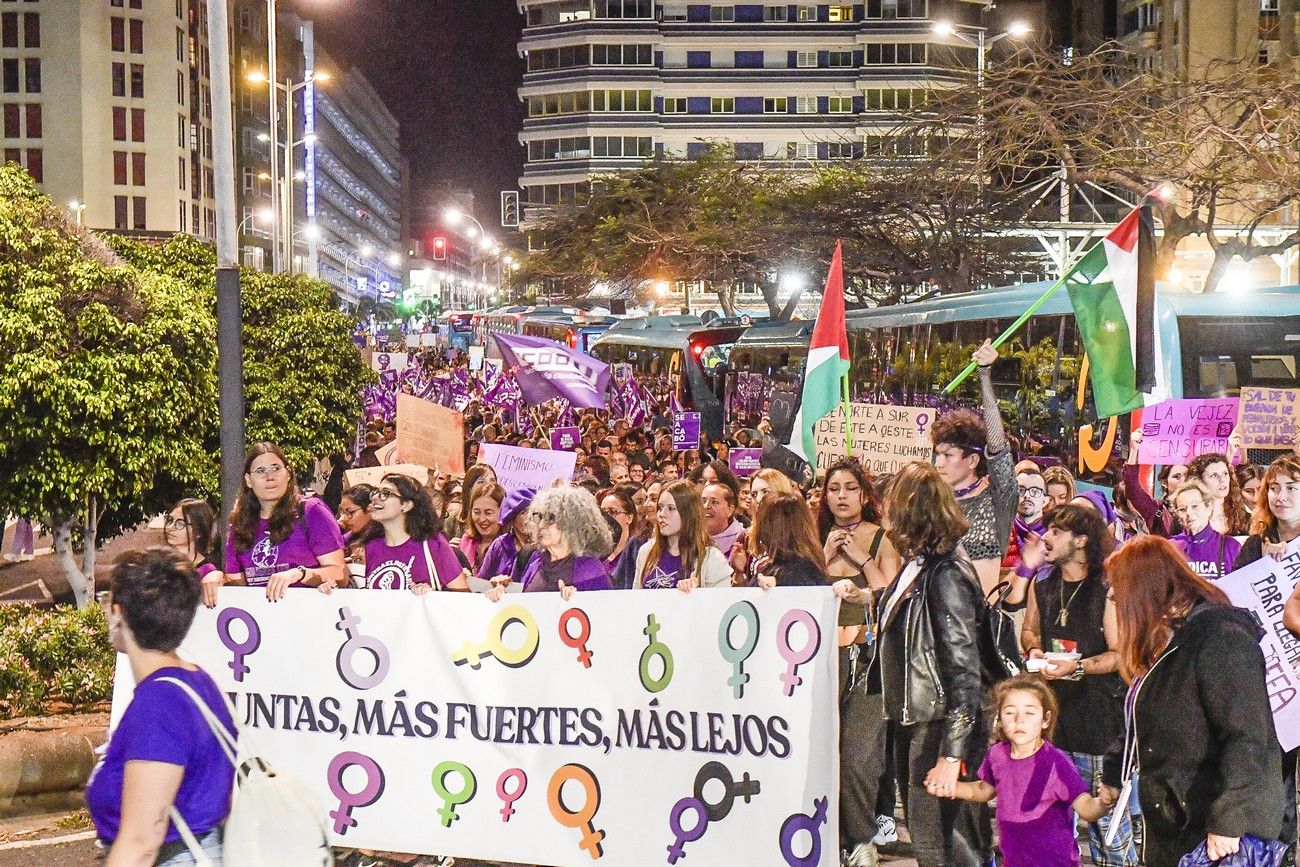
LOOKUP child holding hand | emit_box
[931,673,1117,867]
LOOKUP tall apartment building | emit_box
[1117,0,1298,70]
[2,0,215,235]
[514,0,1021,217]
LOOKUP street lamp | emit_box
[68,199,86,226]
[931,20,1031,88]
[442,206,509,301]
[237,207,274,235]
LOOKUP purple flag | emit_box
[492,333,611,410]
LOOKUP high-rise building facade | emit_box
[4,0,216,235]
[515,0,1010,218]
[1116,0,1298,71]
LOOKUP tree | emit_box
[0,167,217,605]
[904,47,1300,292]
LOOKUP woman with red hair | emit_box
[1108,536,1283,867]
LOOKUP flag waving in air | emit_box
[785,241,851,465]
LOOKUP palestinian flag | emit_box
[786,241,850,464]
[1064,206,1156,418]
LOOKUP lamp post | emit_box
[68,199,86,226]
[932,20,1031,89]
[443,207,514,307]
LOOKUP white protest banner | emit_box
[1218,538,1300,750]
[344,464,429,489]
[812,403,935,475]
[112,589,839,866]
[371,351,410,374]
[1238,387,1300,450]
[480,442,576,491]
[1136,398,1239,465]
[397,394,466,475]
[468,345,485,371]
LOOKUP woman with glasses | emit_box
[1168,479,1241,581]
[344,473,467,594]
[223,442,347,602]
[486,486,613,600]
[338,484,376,565]
[601,488,643,590]
[161,498,222,608]
[633,480,731,590]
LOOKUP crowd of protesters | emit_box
[90,338,1300,867]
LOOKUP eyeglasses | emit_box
[340,507,363,519]
[530,512,558,526]
[250,464,286,477]
[603,508,630,518]
[373,489,404,503]
[164,516,189,529]
[1017,486,1046,499]
[1173,501,1207,515]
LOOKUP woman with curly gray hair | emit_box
[486,486,613,601]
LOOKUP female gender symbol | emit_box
[216,608,261,682]
[779,796,829,867]
[775,609,821,697]
[451,605,540,669]
[548,763,606,859]
[335,607,391,690]
[431,761,477,827]
[326,751,385,835]
[496,768,528,822]
[639,613,674,693]
[558,608,594,668]
[717,601,760,699]
[665,797,709,864]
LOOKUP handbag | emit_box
[1177,835,1292,867]
[979,579,1026,684]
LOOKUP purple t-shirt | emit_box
[643,551,684,589]
[476,532,521,581]
[363,534,462,590]
[86,667,235,845]
[1171,525,1242,580]
[978,740,1089,867]
[224,496,345,586]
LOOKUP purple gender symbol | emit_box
[496,768,528,822]
[216,608,261,682]
[775,609,821,697]
[326,751,386,835]
[778,796,829,867]
[666,796,709,864]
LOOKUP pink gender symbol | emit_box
[775,609,821,697]
[496,768,528,822]
[327,751,385,835]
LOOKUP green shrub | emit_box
[0,604,114,718]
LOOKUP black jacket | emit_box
[1130,603,1283,856]
[875,549,984,760]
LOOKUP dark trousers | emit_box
[892,719,987,867]
[838,646,890,847]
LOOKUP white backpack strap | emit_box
[158,676,239,767]
[422,539,442,591]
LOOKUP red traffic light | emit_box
[431,236,447,261]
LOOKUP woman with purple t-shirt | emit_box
[223,442,347,602]
[1169,479,1241,581]
[486,486,613,601]
[87,548,236,865]
[347,473,468,594]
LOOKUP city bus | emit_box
[522,311,618,353]
[443,311,475,351]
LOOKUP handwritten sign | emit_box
[729,448,763,477]
[1136,398,1239,464]
[1238,387,1299,450]
[672,412,700,451]
[343,463,429,489]
[480,443,576,491]
[550,426,581,451]
[396,394,466,474]
[371,351,409,374]
[812,403,934,475]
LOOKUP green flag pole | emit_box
[841,371,853,458]
[942,276,1069,394]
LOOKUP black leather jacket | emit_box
[875,549,984,761]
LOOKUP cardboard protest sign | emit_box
[112,589,839,865]
[1136,398,1239,465]
[1238,387,1299,450]
[672,413,700,451]
[812,403,934,475]
[1218,539,1300,750]
[480,443,576,490]
[396,394,466,475]
[343,464,429,489]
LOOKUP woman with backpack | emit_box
[87,548,236,865]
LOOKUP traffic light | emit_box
[431,236,447,261]
[501,191,520,228]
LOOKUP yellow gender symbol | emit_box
[451,605,541,669]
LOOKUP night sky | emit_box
[305,0,525,240]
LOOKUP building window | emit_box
[864,87,928,110]
[130,107,144,141]
[2,59,15,93]
[177,113,186,147]
[111,0,124,6]
[527,89,592,117]
[112,62,126,96]
[591,44,652,66]
[114,151,128,184]
[828,4,854,21]
[23,102,38,137]
[828,95,853,113]
[591,88,652,112]
[21,10,34,46]
[710,5,734,21]
[110,16,124,51]
[828,141,854,159]
[796,50,817,68]
[24,146,39,180]
[827,50,853,67]
[0,12,14,48]
[21,57,38,93]
[112,107,126,140]
[710,96,735,113]
[591,135,652,157]
[866,0,927,19]
[764,5,787,21]
[867,43,926,64]
[3,148,18,165]
[132,151,145,185]
[178,201,186,231]
[763,96,788,113]
[114,195,128,229]
[789,141,817,159]
[2,103,18,138]
[796,95,817,113]
[130,63,144,98]
[178,156,186,190]
[177,70,185,104]
[132,196,146,229]
[663,97,687,113]
[129,18,142,53]
[175,27,184,62]
[593,0,652,18]
[796,5,816,21]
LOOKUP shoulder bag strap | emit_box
[1217,532,1228,580]
[422,539,442,591]
[867,527,884,560]
[157,677,236,867]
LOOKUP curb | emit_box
[0,723,106,820]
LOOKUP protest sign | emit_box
[1218,539,1300,750]
[1136,398,1239,464]
[396,394,466,475]
[1238,387,1299,450]
[112,589,839,865]
[468,345,485,371]
[812,403,934,475]
[729,448,763,477]
[481,443,576,490]
[343,464,429,489]
[672,412,700,451]
[551,426,581,451]
[371,351,409,374]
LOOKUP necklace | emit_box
[953,478,983,499]
[836,518,863,534]
[1057,574,1086,628]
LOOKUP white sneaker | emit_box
[872,814,898,846]
[2,553,16,562]
[845,842,878,867]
